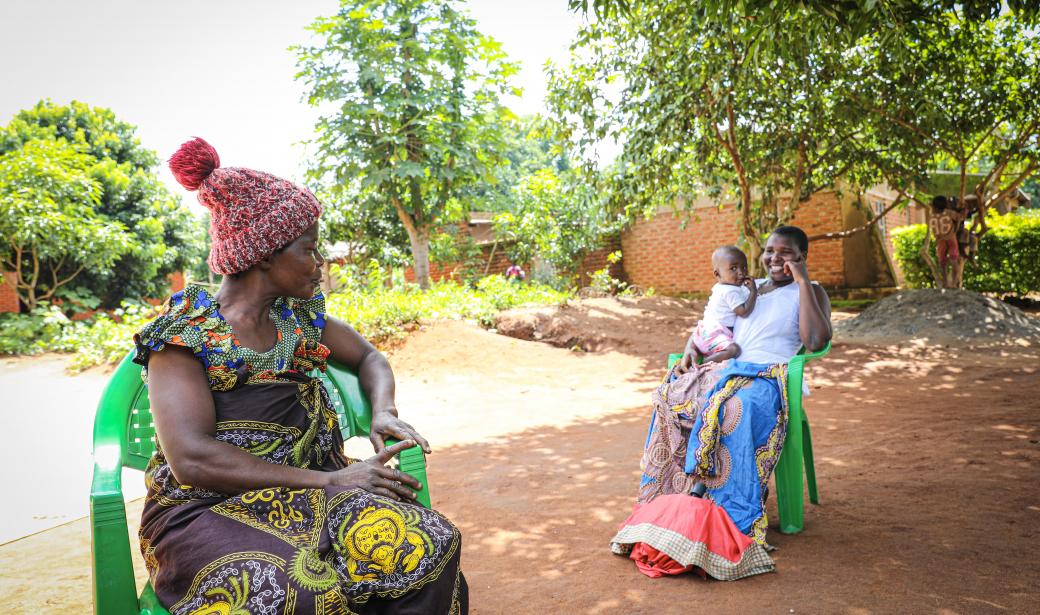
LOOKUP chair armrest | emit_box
[789,341,831,375]
[323,361,431,508]
[384,437,432,509]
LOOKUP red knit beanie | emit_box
[168,137,322,275]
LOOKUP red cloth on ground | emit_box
[615,494,766,579]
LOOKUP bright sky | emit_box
[0,0,584,212]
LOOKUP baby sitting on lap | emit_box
[681,246,757,366]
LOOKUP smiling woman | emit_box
[131,138,467,614]
[610,225,831,580]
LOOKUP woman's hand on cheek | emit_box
[370,411,432,454]
[783,257,810,284]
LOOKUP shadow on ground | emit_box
[428,342,1040,614]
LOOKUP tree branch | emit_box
[808,191,906,242]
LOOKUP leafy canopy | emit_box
[295,0,519,288]
[1,101,205,308]
[0,137,133,310]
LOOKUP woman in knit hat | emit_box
[132,138,467,614]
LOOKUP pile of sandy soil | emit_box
[835,288,1040,347]
[492,295,700,358]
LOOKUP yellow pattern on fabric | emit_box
[187,569,251,615]
[315,588,356,615]
[212,489,327,548]
[170,552,286,613]
[338,503,434,582]
[288,546,339,592]
[746,363,790,545]
[689,375,753,477]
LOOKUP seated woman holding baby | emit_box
[610,225,831,580]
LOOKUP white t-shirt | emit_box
[733,279,818,394]
[701,283,749,330]
[733,279,804,363]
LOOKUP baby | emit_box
[680,245,757,367]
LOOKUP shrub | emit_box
[324,271,572,343]
[0,305,73,355]
[891,210,1040,295]
[60,304,161,372]
[2,272,571,368]
[0,302,160,371]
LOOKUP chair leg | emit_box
[803,416,819,505]
[774,415,805,535]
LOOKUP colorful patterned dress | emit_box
[133,284,466,614]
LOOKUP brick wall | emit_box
[620,192,848,294]
[576,235,625,287]
[404,242,521,284]
[0,271,19,313]
[404,235,625,287]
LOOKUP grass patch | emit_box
[830,298,878,312]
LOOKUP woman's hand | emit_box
[783,256,811,285]
[327,440,423,501]
[370,411,432,454]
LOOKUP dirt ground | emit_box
[2,295,1039,614]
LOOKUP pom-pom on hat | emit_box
[168,137,322,275]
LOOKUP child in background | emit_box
[678,246,757,371]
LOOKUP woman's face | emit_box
[760,233,804,283]
[267,222,325,299]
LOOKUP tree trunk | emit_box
[393,200,431,290]
[407,226,432,290]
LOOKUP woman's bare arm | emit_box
[784,258,832,351]
[321,316,431,453]
[147,346,420,500]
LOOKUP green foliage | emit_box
[548,2,883,267]
[891,211,1040,295]
[840,13,1040,205]
[1,101,206,309]
[59,304,160,371]
[493,169,617,277]
[472,114,571,213]
[551,1,1040,284]
[1,267,569,366]
[325,265,571,342]
[0,302,158,371]
[294,0,519,288]
[0,137,134,310]
[0,305,73,355]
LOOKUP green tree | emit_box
[0,138,133,310]
[1,101,206,307]
[295,0,519,289]
[553,1,1039,282]
[838,13,1040,288]
[473,114,570,213]
[548,3,874,269]
[493,168,615,279]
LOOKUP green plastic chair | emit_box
[89,351,430,615]
[666,342,830,534]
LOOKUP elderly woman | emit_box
[134,138,466,614]
[610,226,831,580]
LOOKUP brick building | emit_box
[405,191,903,295]
[620,189,899,295]
[404,213,625,286]
[0,271,18,313]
